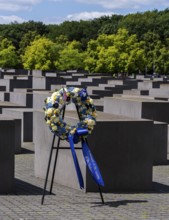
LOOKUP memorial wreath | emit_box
[43,86,104,189]
[44,87,97,142]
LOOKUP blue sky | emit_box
[0,0,169,24]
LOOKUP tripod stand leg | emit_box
[98,185,104,204]
[41,134,56,205]
[49,105,66,194]
[49,137,61,194]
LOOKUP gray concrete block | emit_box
[153,121,168,165]
[10,92,33,107]
[123,79,139,89]
[93,89,114,97]
[66,81,81,86]
[0,101,25,114]
[0,116,22,154]
[142,101,169,123]
[34,110,153,192]
[14,118,22,154]
[107,79,123,86]
[0,92,10,102]
[0,92,4,101]
[32,70,43,77]
[123,89,149,96]
[9,78,32,91]
[46,76,69,90]
[33,76,46,89]
[2,108,33,143]
[0,79,10,91]
[104,97,169,164]
[149,88,169,97]
[138,81,153,90]
[4,92,10,101]
[104,97,169,124]
[33,91,51,110]
[104,97,142,118]
[0,117,15,193]
[87,114,153,192]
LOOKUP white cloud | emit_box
[43,11,115,24]
[76,0,169,10]
[0,0,41,12]
[0,15,26,24]
[66,11,115,21]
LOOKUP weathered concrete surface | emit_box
[0,116,15,193]
[153,121,168,165]
[10,91,33,107]
[34,110,153,192]
[2,108,33,143]
[104,96,169,124]
[0,101,25,113]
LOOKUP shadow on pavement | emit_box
[20,147,34,154]
[14,178,53,196]
[91,199,147,207]
[152,181,169,193]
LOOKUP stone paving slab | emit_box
[0,143,169,219]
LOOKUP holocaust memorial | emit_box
[0,68,169,218]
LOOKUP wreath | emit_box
[44,87,97,143]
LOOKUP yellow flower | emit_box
[50,115,59,123]
[46,108,53,117]
[70,128,76,135]
[92,111,97,118]
[73,88,80,93]
[88,126,94,130]
[65,125,71,131]
[87,119,95,126]
[51,125,57,131]
[54,109,60,115]
[88,98,93,104]
[46,120,51,125]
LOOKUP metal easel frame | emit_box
[41,104,104,205]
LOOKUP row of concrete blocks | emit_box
[104,96,169,157]
[1,69,169,105]
[1,69,167,82]
[1,105,167,193]
[0,69,167,93]
[2,70,167,191]
[0,76,135,108]
[1,85,169,113]
[33,110,167,193]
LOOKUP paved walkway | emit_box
[0,143,169,220]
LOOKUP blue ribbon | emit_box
[68,128,104,188]
[81,139,104,187]
[73,128,88,144]
[68,134,84,189]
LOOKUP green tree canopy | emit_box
[85,29,147,74]
[0,38,19,68]
[21,37,58,70]
[55,40,86,70]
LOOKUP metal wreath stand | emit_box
[41,89,104,205]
